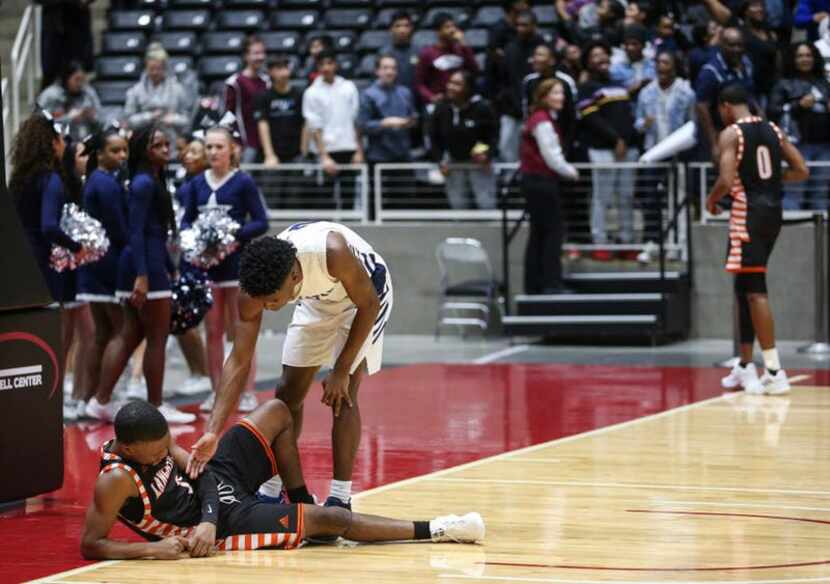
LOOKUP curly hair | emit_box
[240,236,297,297]
[9,114,61,202]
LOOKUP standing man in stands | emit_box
[414,13,479,107]
[225,35,269,163]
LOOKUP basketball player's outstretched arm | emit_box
[779,135,810,183]
[187,297,263,478]
[706,127,739,215]
[322,231,381,416]
[80,471,189,560]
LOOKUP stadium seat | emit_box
[331,0,373,7]
[216,10,266,31]
[168,0,213,7]
[532,5,556,26]
[289,79,308,92]
[108,10,156,32]
[96,56,142,80]
[357,53,376,78]
[472,6,503,27]
[356,30,388,53]
[412,30,438,50]
[201,31,246,54]
[198,55,243,79]
[424,7,471,29]
[162,10,211,31]
[271,10,320,30]
[354,78,372,93]
[325,9,374,30]
[102,31,147,55]
[375,0,419,7]
[463,28,488,51]
[279,0,323,7]
[307,30,357,53]
[336,53,358,78]
[224,0,270,6]
[93,81,134,106]
[168,56,195,77]
[260,31,302,52]
[475,52,486,71]
[151,31,197,54]
[374,8,420,29]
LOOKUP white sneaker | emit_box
[722,363,764,394]
[86,397,123,422]
[762,369,791,395]
[63,402,78,421]
[721,362,745,390]
[126,378,147,400]
[177,375,212,396]
[238,391,258,412]
[430,512,485,543]
[158,402,196,424]
[200,392,215,412]
[75,399,90,420]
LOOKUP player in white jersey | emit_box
[187,222,392,510]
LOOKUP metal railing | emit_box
[10,5,40,140]
[2,78,10,179]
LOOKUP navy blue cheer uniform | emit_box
[78,169,128,302]
[15,171,81,305]
[180,170,267,287]
[116,172,173,300]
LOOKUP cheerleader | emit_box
[76,126,129,411]
[87,124,195,424]
[10,112,88,421]
[180,125,267,412]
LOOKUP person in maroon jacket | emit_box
[224,35,270,163]
[414,13,480,106]
[520,78,581,294]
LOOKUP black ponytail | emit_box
[128,124,176,237]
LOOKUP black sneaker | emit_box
[323,496,351,511]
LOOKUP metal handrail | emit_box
[2,78,10,180]
[9,5,39,139]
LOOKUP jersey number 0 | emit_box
[756,145,773,180]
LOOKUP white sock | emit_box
[762,348,781,372]
[329,480,352,503]
[258,475,283,498]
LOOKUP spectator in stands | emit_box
[624,1,649,28]
[769,42,830,209]
[430,70,498,210]
[689,20,723,83]
[695,27,755,160]
[225,35,269,164]
[123,45,190,135]
[382,11,418,94]
[610,24,656,102]
[489,0,531,52]
[794,0,830,41]
[256,57,305,167]
[522,44,578,145]
[737,0,779,103]
[572,0,626,46]
[702,0,793,45]
[560,44,585,82]
[520,78,580,294]
[37,61,102,141]
[653,13,689,54]
[577,41,639,256]
[303,35,334,83]
[490,10,545,163]
[815,17,830,77]
[415,13,480,106]
[359,55,416,164]
[38,0,94,89]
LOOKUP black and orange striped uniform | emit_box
[725,116,785,273]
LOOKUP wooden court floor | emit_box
[31,384,830,584]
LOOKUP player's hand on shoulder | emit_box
[188,522,217,558]
[186,432,219,479]
[151,536,190,560]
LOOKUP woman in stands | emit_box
[10,112,90,421]
[519,78,580,294]
[87,124,195,425]
[180,126,268,413]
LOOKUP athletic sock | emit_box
[739,361,751,368]
[762,348,781,374]
[258,475,284,498]
[414,521,431,540]
[329,480,352,504]
[287,485,315,504]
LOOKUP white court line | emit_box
[653,500,830,513]
[472,345,530,365]
[439,575,830,584]
[428,478,830,497]
[790,374,811,384]
[25,561,121,584]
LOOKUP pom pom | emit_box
[179,204,240,270]
[170,268,214,334]
[49,203,110,272]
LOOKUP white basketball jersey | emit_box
[277,221,389,305]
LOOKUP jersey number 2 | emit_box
[756,146,772,179]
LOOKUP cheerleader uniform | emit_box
[77,169,128,303]
[15,171,81,306]
[116,172,173,300]
[180,170,267,287]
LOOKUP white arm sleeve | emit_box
[532,121,579,180]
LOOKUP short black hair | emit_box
[433,12,455,31]
[515,9,537,24]
[316,48,337,66]
[240,236,297,297]
[267,55,292,70]
[114,401,169,445]
[719,83,749,105]
[581,39,611,69]
[502,0,527,11]
[623,23,648,44]
[389,10,412,26]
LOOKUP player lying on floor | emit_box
[80,400,484,559]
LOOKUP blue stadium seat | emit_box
[375,0,419,7]
[325,9,373,30]
[93,81,134,106]
[336,53,358,78]
[464,28,488,51]
[412,30,437,50]
[168,56,195,77]
[151,31,197,54]
[356,30,389,53]
[108,10,156,32]
[357,53,376,78]
[472,6,503,28]
[374,7,420,29]
[199,55,243,79]
[307,30,357,53]
[202,31,247,54]
[102,31,147,55]
[260,31,302,53]
[168,0,213,7]
[216,10,266,31]
[354,78,372,93]
[162,10,211,31]
[271,10,320,30]
[331,0,373,6]
[96,56,142,80]
[224,0,270,6]
[424,7,471,29]
[279,0,323,7]
[532,5,556,26]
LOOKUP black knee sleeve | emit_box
[736,293,755,344]
[734,273,767,294]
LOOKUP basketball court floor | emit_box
[3,335,830,584]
